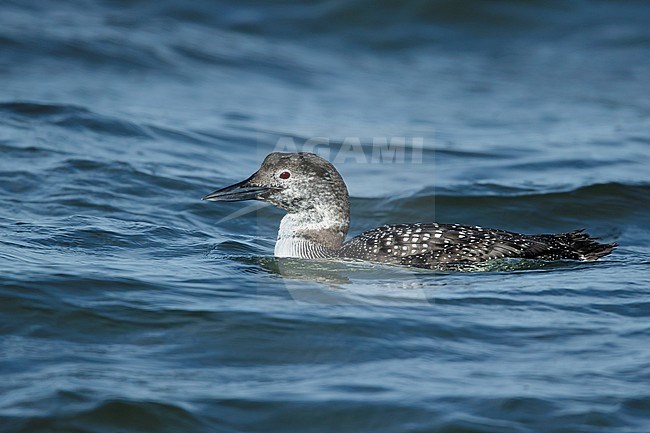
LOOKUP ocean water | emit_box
[1,0,650,432]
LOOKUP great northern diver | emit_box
[203,152,616,268]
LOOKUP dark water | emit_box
[2,1,650,432]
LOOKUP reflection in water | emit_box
[232,255,597,305]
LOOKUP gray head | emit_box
[203,153,350,250]
[203,152,348,211]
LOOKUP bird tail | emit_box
[556,229,617,260]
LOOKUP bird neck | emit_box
[274,203,350,259]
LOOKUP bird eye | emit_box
[279,171,291,179]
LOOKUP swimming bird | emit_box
[202,152,616,269]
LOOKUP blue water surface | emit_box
[1,1,650,432]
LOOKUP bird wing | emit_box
[339,223,551,265]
